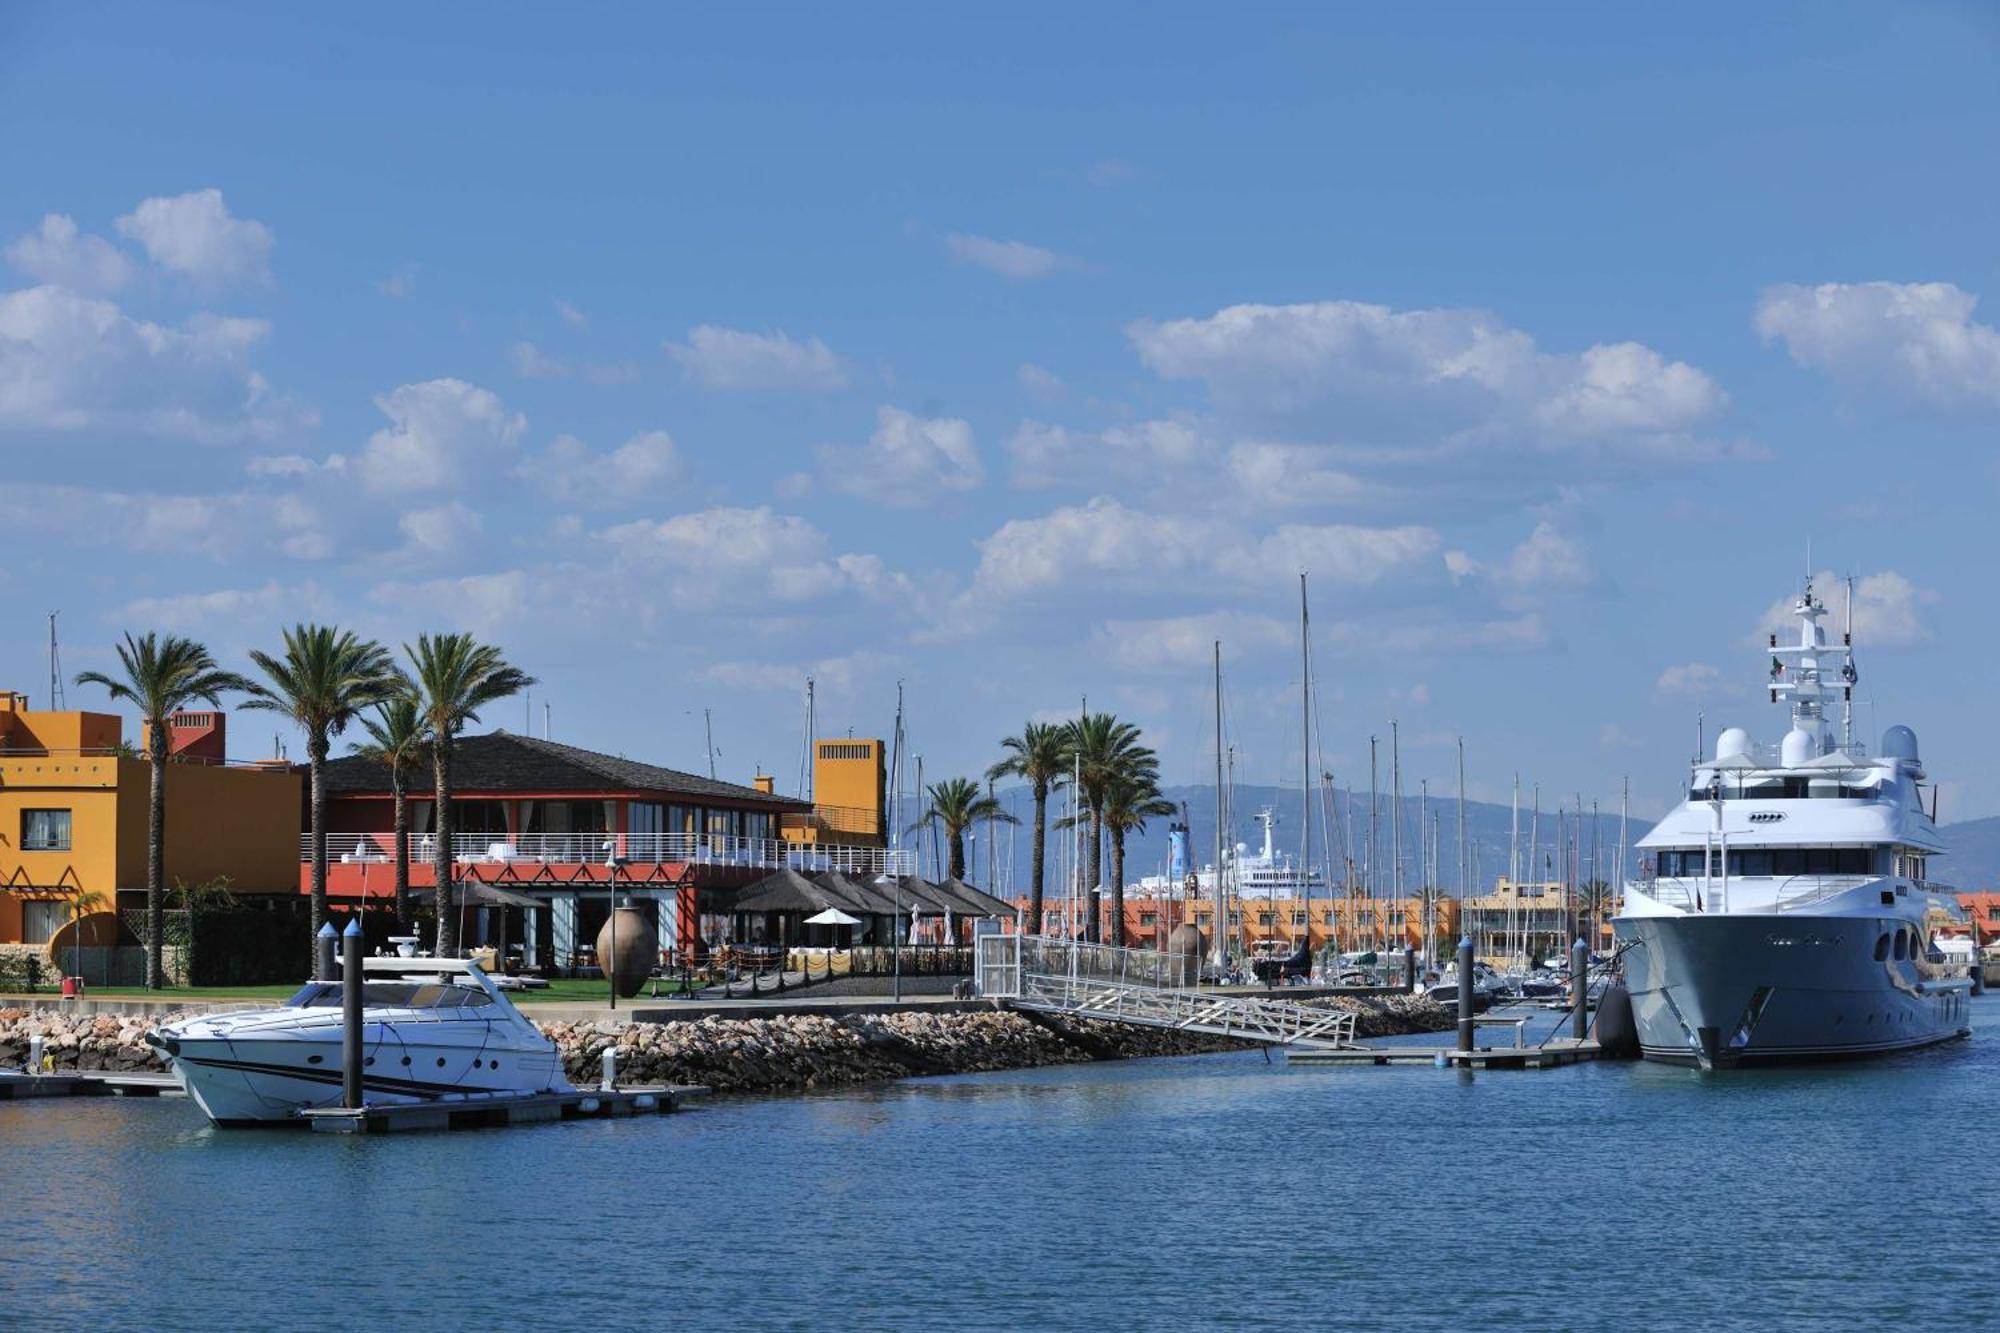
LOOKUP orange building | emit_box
[1022,892,1461,957]
[1957,892,2000,947]
[0,692,300,952]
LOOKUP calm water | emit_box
[4,1001,1998,1332]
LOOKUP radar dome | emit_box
[1715,727,1752,762]
[1781,726,1815,767]
[1880,725,1920,764]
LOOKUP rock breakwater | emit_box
[1,994,1454,1093]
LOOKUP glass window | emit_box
[21,900,63,944]
[21,809,71,851]
[1873,933,1889,962]
[1735,850,1774,877]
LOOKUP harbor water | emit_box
[5,1000,1998,1331]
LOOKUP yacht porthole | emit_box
[401,1056,411,1066]
[1874,934,1889,961]
[436,1057,446,1067]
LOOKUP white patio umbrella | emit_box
[804,906,862,950]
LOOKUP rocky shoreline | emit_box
[0,994,1454,1094]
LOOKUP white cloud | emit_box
[696,650,898,696]
[358,379,525,494]
[821,406,982,506]
[509,340,568,379]
[1005,418,1206,489]
[1092,611,1293,672]
[5,214,133,293]
[555,299,588,330]
[1599,723,1643,751]
[1494,521,1590,590]
[247,452,347,479]
[111,581,318,632]
[114,188,274,286]
[1224,441,1376,508]
[969,496,1440,601]
[1127,299,1724,447]
[1656,662,1723,698]
[518,430,683,506]
[665,325,847,391]
[1755,281,2000,409]
[599,506,916,612]
[368,570,536,641]
[0,284,304,442]
[1757,570,1939,648]
[946,233,1070,279]
[0,481,332,562]
[1018,363,1066,402]
[397,501,482,559]
[774,471,814,500]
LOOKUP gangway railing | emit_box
[974,934,1358,1050]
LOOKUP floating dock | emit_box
[1287,1039,1605,1070]
[299,1084,708,1135]
[0,1070,183,1099]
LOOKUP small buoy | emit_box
[578,1097,601,1114]
[633,1093,657,1111]
[1433,1052,1448,1068]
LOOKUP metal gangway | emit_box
[974,934,1360,1050]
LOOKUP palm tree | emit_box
[1065,712,1153,943]
[75,632,248,989]
[351,692,426,933]
[405,633,535,956]
[911,777,1018,883]
[243,625,398,973]
[987,722,1071,936]
[1099,772,1176,948]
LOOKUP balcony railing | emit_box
[305,831,915,877]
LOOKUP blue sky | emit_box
[3,3,1998,823]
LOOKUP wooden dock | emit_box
[299,1084,708,1134]
[0,1070,183,1099]
[1287,1039,1605,1070]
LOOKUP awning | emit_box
[876,875,961,916]
[418,882,546,911]
[811,870,900,916]
[731,868,853,915]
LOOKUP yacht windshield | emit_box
[282,981,494,1009]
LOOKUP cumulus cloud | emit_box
[368,570,538,640]
[111,581,323,633]
[1757,570,1939,648]
[509,340,568,379]
[1127,299,1725,449]
[946,233,1070,279]
[1092,611,1294,672]
[555,299,588,330]
[1493,521,1591,590]
[666,325,847,391]
[0,481,333,561]
[598,506,916,612]
[1755,281,2000,409]
[357,378,525,493]
[6,214,134,293]
[114,188,274,286]
[0,284,305,442]
[696,650,898,696]
[1657,662,1723,698]
[517,430,683,506]
[1224,442,1377,508]
[397,502,483,559]
[1005,418,1206,489]
[969,496,1439,601]
[821,406,982,505]
[1018,363,1066,402]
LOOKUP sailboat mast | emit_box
[1212,640,1226,972]
[1368,737,1379,950]
[1457,736,1468,960]
[1509,773,1520,970]
[1299,574,1313,955]
[1419,777,1430,966]
[1391,720,1403,953]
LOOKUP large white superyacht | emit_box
[1613,578,1973,1069]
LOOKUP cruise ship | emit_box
[1613,578,1973,1068]
[1134,808,1326,899]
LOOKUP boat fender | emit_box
[1595,981,1640,1059]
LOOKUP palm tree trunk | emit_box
[1086,811,1103,943]
[949,827,966,881]
[308,730,329,977]
[432,741,456,956]
[1028,783,1047,937]
[1110,828,1127,948]
[392,769,410,932]
[147,735,167,990]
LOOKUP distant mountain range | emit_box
[914,783,2000,895]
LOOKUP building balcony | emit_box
[303,832,915,877]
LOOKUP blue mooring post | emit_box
[1570,936,1589,1042]
[342,918,364,1110]
[316,921,337,983]
[1456,935,1475,1052]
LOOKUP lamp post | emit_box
[874,867,902,1002]
[602,841,628,1012]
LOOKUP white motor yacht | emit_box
[147,957,573,1126]
[1614,578,1973,1068]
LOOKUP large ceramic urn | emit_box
[595,898,659,998]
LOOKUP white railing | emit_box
[1641,874,1875,913]
[976,934,1360,1049]
[304,832,914,876]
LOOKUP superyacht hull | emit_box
[1614,912,1972,1069]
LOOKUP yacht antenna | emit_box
[1842,575,1857,751]
[1618,776,1630,906]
